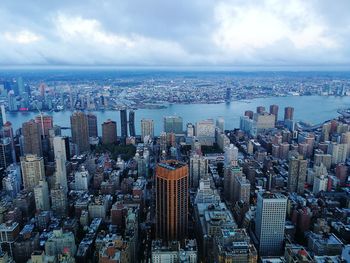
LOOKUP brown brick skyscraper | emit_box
[156,160,188,241]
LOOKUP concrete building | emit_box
[189,154,208,188]
[141,119,154,142]
[255,192,287,256]
[34,180,50,211]
[20,155,45,192]
[102,119,117,144]
[288,155,307,194]
[164,116,183,134]
[152,239,197,263]
[22,120,42,157]
[70,111,90,153]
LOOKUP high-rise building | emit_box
[87,113,98,138]
[255,192,287,256]
[129,110,136,137]
[224,144,239,167]
[34,115,53,137]
[22,120,43,157]
[53,136,68,194]
[164,116,183,134]
[70,111,90,153]
[34,180,50,211]
[288,155,308,194]
[51,185,68,218]
[8,90,17,112]
[257,106,265,114]
[189,154,208,188]
[269,104,279,123]
[20,154,45,192]
[0,104,6,127]
[186,123,195,137]
[156,160,188,241]
[0,138,13,170]
[216,117,225,132]
[225,87,232,103]
[102,119,117,144]
[120,109,128,139]
[244,110,254,119]
[141,119,154,142]
[196,119,215,145]
[284,107,294,121]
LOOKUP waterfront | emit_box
[7,95,350,136]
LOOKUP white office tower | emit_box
[53,136,68,193]
[53,136,67,161]
[216,117,225,132]
[34,180,50,210]
[255,192,287,256]
[224,144,238,167]
[186,123,195,137]
[189,154,208,188]
[195,119,216,145]
[75,166,89,190]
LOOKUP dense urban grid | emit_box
[0,74,350,263]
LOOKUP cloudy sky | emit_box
[0,0,349,68]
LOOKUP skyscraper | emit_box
[284,107,294,121]
[87,113,98,138]
[102,119,117,144]
[141,119,154,142]
[20,154,45,192]
[120,109,128,139]
[35,115,53,137]
[0,104,6,127]
[129,110,136,137]
[256,106,265,114]
[53,136,68,194]
[255,192,287,256]
[189,154,208,188]
[34,180,50,211]
[0,138,13,170]
[288,155,307,194]
[156,160,188,241]
[225,87,232,103]
[269,104,279,123]
[51,185,68,218]
[70,111,90,153]
[216,117,225,132]
[22,119,43,157]
[164,116,183,134]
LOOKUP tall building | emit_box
[87,113,98,138]
[70,111,90,153]
[164,116,183,134]
[0,138,13,170]
[156,160,188,241]
[22,120,43,157]
[196,119,215,145]
[186,123,195,137]
[225,87,232,103]
[129,110,136,137]
[51,185,68,218]
[257,106,265,114]
[34,115,53,137]
[20,154,45,192]
[120,109,128,139]
[284,107,294,121]
[53,136,68,194]
[102,119,117,144]
[288,155,308,194]
[224,144,239,167]
[189,154,208,188]
[269,104,279,123]
[141,119,154,142]
[255,192,287,256]
[34,180,50,211]
[216,117,225,132]
[0,104,6,127]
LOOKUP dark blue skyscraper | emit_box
[129,110,135,137]
[120,109,128,139]
[225,87,232,103]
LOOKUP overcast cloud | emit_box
[0,0,349,67]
